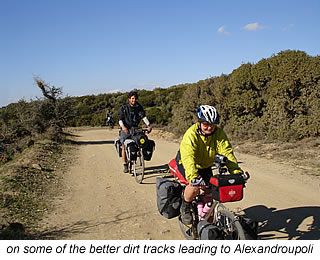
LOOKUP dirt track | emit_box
[40,128,320,240]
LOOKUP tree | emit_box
[33,77,73,137]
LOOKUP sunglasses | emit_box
[202,122,215,128]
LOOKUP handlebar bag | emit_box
[210,174,245,203]
[156,177,182,219]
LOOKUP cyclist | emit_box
[178,105,244,225]
[105,109,114,126]
[118,91,152,173]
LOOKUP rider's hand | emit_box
[242,171,250,181]
[190,176,206,187]
[147,125,152,134]
[122,126,128,134]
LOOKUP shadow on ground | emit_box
[243,205,320,240]
[140,164,170,184]
[70,140,114,145]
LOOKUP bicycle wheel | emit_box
[128,161,133,174]
[178,217,198,240]
[178,203,199,240]
[216,209,246,240]
[133,149,145,184]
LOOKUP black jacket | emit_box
[118,102,145,129]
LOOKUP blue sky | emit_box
[1,0,319,107]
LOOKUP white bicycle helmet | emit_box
[196,105,220,125]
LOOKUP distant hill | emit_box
[1,50,319,165]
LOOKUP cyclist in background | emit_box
[178,105,244,225]
[105,109,114,127]
[118,91,152,173]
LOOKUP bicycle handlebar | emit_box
[211,154,250,182]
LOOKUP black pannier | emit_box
[197,220,224,240]
[156,177,182,219]
[133,133,149,149]
[124,139,138,161]
[143,139,155,161]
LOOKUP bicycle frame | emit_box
[176,154,247,240]
[127,127,149,184]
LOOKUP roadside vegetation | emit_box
[0,49,319,238]
[0,78,74,239]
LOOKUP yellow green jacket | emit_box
[180,123,243,182]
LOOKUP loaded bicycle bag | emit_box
[168,151,189,185]
[133,133,148,149]
[124,139,138,161]
[197,220,224,240]
[142,139,155,161]
[210,174,245,203]
[156,177,182,219]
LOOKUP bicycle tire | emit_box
[128,161,132,174]
[178,217,198,240]
[178,202,199,240]
[133,149,145,184]
[216,209,246,240]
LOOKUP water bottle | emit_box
[202,202,212,217]
[197,201,205,220]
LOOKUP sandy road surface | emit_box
[40,128,320,240]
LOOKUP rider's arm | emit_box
[118,106,125,122]
[118,105,129,134]
[142,117,150,126]
[119,120,128,134]
[142,117,152,133]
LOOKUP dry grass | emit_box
[233,137,320,176]
[0,137,75,239]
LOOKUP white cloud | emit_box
[107,89,121,93]
[132,83,163,90]
[89,88,122,95]
[217,25,230,36]
[243,22,265,31]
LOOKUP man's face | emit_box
[128,95,137,106]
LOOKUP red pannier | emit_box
[168,158,189,185]
[209,174,245,203]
